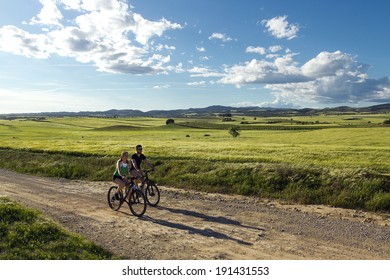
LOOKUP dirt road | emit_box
[1,168,389,259]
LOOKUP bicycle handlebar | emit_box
[124,169,154,181]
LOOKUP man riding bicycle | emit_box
[130,145,155,186]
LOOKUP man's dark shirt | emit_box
[131,153,146,169]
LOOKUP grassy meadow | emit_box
[0,113,389,211]
[0,197,114,259]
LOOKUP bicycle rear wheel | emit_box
[107,186,123,211]
[145,183,160,206]
[128,189,147,217]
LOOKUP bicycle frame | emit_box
[123,179,146,216]
[139,169,154,186]
[123,179,139,200]
[138,169,160,207]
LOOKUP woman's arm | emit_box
[117,159,124,177]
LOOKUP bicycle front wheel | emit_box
[107,186,123,211]
[145,183,160,207]
[128,189,147,217]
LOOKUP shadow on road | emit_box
[114,204,267,246]
[158,206,266,232]
[140,215,253,245]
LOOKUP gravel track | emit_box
[1,168,389,259]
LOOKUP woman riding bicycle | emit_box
[112,151,133,200]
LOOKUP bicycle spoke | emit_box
[128,190,146,217]
[145,183,160,207]
[107,186,123,211]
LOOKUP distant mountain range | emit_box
[1,103,390,118]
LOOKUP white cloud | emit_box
[232,97,296,108]
[30,0,64,27]
[0,0,183,75]
[153,84,171,89]
[0,25,53,58]
[301,51,368,78]
[246,45,284,56]
[66,0,126,11]
[187,81,206,86]
[155,44,176,51]
[257,97,297,108]
[218,50,390,105]
[269,45,283,53]
[129,13,182,46]
[219,53,305,85]
[246,46,266,55]
[262,15,299,40]
[188,66,223,78]
[188,67,209,74]
[208,32,233,42]
[61,0,82,10]
[196,46,206,52]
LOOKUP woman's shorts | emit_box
[112,175,122,181]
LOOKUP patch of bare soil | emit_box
[0,169,389,259]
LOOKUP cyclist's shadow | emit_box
[157,206,266,232]
[140,215,252,246]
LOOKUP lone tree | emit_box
[166,119,175,125]
[228,126,240,138]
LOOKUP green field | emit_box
[0,113,389,211]
[0,197,114,259]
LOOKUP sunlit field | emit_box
[1,113,389,211]
[1,115,389,171]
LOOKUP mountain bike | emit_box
[139,169,160,207]
[107,178,147,217]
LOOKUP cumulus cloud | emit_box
[246,45,284,56]
[0,0,183,75]
[155,44,176,51]
[269,45,283,53]
[219,53,307,85]
[188,66,223,78]
[0,25,53,58]
[246,46,266,55]
[208,32,233,42]
[301,51,369,78]
[129,13,182,45]
[233,97,297,109]
[30,0,63,27]
[262,15,299,40]
[219,50,390,105]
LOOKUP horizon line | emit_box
[1,103,389,116]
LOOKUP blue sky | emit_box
[0,0,390,113]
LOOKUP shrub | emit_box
[166,119,175,125]
[228,126,240,138]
